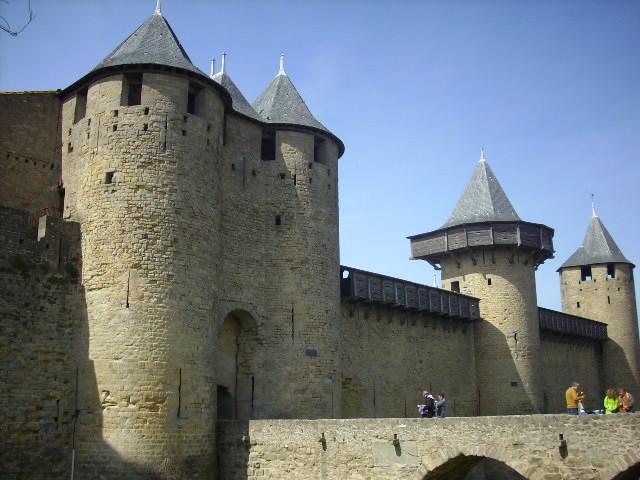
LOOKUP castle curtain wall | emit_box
[340,302,478,418]
[539,332,603,413]
[0,208,81,479]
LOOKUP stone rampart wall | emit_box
[0,207,81,479]
[340,302,477,418]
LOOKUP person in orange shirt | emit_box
[566,382,585,415]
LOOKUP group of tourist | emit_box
[566,382,635,415]
[418,391,447,418]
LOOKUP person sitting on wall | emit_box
[435,392,447,418]
[604,388,620,414]
[618,388,635,413]
[565,382,585,415]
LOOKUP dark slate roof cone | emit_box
[443,149,520,228]
[92,1,206,77]
[559,197,632,269]
[253,54,330,132]
[212,53,261,120]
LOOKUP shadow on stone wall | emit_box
[216,420,250,480]
[603,340,639,395]
[474,321,533,415]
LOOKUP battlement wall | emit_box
[0,91,62,214]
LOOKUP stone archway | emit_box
[214,309,258,420]
[423,455,526,480]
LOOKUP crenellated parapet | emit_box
[0,206,80,268]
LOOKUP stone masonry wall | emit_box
[539,331,603,413]
[60,70,225,479]
[561,264,640,396]
[0,206,81,480]
[218,115,343,420]
[440,248,543,415]
[217,414,640,480]
[340,302,477,418]
[0,92,62,215]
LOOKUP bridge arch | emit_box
[214,309,258,420]
[611,461,640,480]
[420,454,526,480]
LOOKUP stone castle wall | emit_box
[216,414,640,480]
[0,206,81,480]
[0,92,62,215]
[561,263,640,394]
[340,302,477,418]
[440,248,543,415]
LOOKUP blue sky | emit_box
[1,0,639,311]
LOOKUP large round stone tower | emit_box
[558,205,640,394]
[409,151,554,415]
[250,55,344,418]
[59,7,232,477]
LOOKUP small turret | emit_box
[558,202,639,394]
[409,151,554,415]
[211,53,261,120]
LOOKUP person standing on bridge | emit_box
[435,393,447,418]
[566,382,585,415]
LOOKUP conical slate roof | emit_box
[92,12,206,77]
[212,71,261,121]
[560,215,632,268]
[443,155,520,228]
[253,71,329,132]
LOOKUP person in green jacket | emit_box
[604,388,619,414]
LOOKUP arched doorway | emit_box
[214,310,258,420]
[423,455,525,480]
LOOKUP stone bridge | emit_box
[217,414,640,480]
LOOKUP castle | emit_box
[1,4,638,479]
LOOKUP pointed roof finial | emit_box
[278,53,286,76]
[221,52,227,75]
[432,273,438,288]
[210,58,216,78]
[480,147,486,162]
[155,0,162,15]
[591,192,598,218]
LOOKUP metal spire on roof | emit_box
[210,58,215,78]
[155,0,162,15]
[278,53,286,76]
[591,193,598,218]
[432,273,438,288]
[221,52,227,74]
[480,147,486,162]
